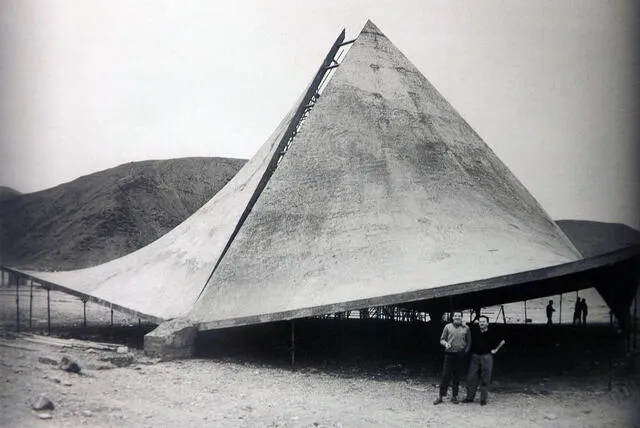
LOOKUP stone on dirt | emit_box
[37,412,53,419]
[31,394,55,411]
[38,356,59,366]
[59,356,81,373]
[99,354,134,368]
[116,346,129,354]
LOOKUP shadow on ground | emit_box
[193,319,637,391]
[7,317,637,393]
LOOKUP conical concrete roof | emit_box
[188,21,582,328]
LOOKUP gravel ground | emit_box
[1,287,639,427]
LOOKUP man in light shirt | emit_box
[433,312,471,405]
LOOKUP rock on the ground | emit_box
[38,356,59,366]
[37,412,53,419]
[31,394,55,411]
[59,356,81,373]
[100,354,134,368]
[82,410,93,417]
[544,414,557,420]
[116,346,129,354]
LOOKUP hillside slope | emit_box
[556,219,640,258]
[0,157,246,270]
[0,186,21,202]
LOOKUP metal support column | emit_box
[608,310,613,391]
[524,300,527,324]
[46,287,51,335]
[559,294,563,324]
[82,298,88,329]
[634,285,638,351]
[15,274,20,332]
[29,281,34,329]
[290,320,296,368]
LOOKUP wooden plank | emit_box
[20,334,121,351]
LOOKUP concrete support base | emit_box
[144,318,197,360]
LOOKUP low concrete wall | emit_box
[144,318,197,360]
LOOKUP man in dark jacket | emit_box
[463,315,506,405]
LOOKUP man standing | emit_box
[463,315,506,405]
[434,312,470,405]
[546,300,555,325]
[581,298,588,325]
[572,298,581,325]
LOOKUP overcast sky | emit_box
[1,1,638,228]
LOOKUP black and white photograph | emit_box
[1,1,638,427]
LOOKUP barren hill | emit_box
[0,186,21,202]
[556,219,640,258]
[0,157,246,270]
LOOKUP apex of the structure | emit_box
[360,19,385,37]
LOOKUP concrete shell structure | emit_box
[187,21,586,328]
[3,21,638,333]
[8,90,305,321]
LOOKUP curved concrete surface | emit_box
[11,94,305,320]
[189,21,583,327]
[194,246,638,331]
[13,22,630,330]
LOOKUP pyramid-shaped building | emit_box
[5,21,638,338]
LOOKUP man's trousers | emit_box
[466,353,493,402]
[439,351,466,398]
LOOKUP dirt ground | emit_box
[1,288,639,427]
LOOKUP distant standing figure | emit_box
[581,298,588,325]
[546,300,555,325]
[572,299,581,326]
[433,312,471,405]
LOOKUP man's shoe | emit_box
[433,397,443,405]
[462,398,474,403]
[451,396,459,404]
[480,399,487,406]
